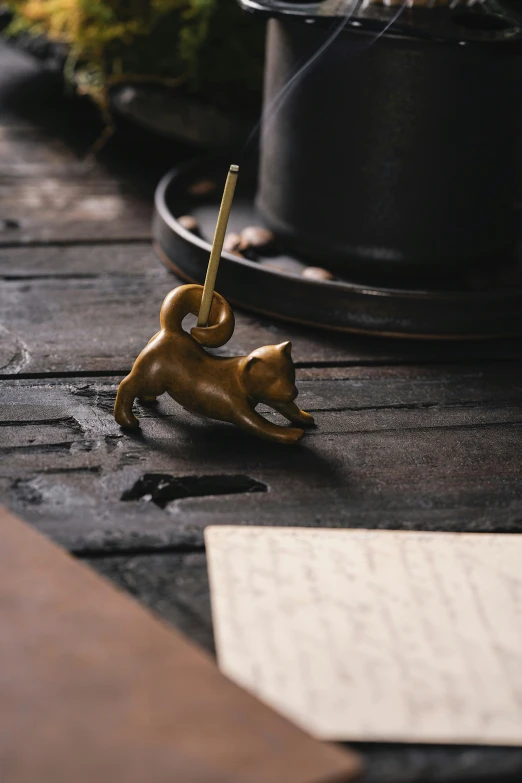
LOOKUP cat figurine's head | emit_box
[242,341,298,404]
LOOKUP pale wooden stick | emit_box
[197,164,239,327]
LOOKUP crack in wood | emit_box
[76,543,205,559]
[0,370,129,381]
[1,439,101,455]
[11,477,45,505]
[295,356,522,369]
[1,442,76,455]
[121,473,268,509]
[0,416,82,427]
[310,420,522,436]
[0,236,150,250]
[0,324,30,373]
[1,273,102,281]
[38,466,102,474]
[304,399,522,414]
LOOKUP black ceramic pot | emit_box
[239,0,522,282]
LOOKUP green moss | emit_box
[6,0,264,115]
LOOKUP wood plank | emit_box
[0,176,152,244]
[91,551,214,653]
[0,506,360,783]
[1,367,521,553]
[2,243,522,375]
[0,43,153,244]
[90,550,522,783]
[0,124,153,244]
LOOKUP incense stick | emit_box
[197,165,239,327]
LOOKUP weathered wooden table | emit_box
[1,42,522,783]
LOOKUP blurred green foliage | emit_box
[6,1,264,115]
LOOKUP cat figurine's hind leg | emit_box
[114,376,141,429]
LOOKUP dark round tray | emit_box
[152,157,522,340]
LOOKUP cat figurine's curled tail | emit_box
[114,284,314,444]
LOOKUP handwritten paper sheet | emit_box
[205,526,522,745]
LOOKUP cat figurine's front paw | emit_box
[271,401,315,428]
[282,427,305,444]
[297,410,315,427]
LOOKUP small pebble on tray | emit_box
[239,226,275,254]
[301,266,335,281]
[177,215,200,234]
[223,232,242,254]
[188,179,217,197]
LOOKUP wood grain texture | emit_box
[0,43,155,246]
[0,175,152,244]
[2,243,522,375]
[1,367,521,553]
[91,551,214,652]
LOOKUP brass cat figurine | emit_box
[114,284,314,444]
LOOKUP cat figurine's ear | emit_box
[244,354,261,371]
[278,341,292,356]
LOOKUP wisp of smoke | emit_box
[240,0,409,157]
